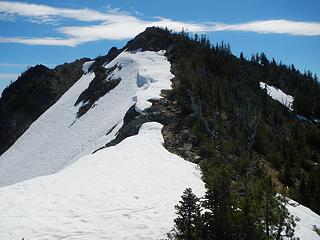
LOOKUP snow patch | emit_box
[0,50,173,186]
[260,82,294,110]
[82,60,95,73]
[0,122,318,239]
[297,114,312,123]
[0,122,205,240]
[106,50,173,113]
[287,198,320,240]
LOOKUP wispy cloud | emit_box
[0,62,57,68]
[211,20,320,36]
[0,73,19,81]
[0,63,28,67]
[0,36,79,47]
[0,1,121,23]
[0,1,319,47]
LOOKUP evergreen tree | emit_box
[260,53,269,66]
[272,195,297,240]
[238,182,266,240]
[311,170,320,214]
[240,52,245,64]
[173,188,202,240]
[256,176,297,240]
[203,166,234,240]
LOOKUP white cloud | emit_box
[0,36,79,47]
[57,18,206,43]
[0,1,121,23]
[0,73,19,81]
[0,1,319,47]
[0,63,27,67]
[0,63,56,68]
[211,19,320,36]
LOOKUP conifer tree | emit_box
[203,166,234,240]
[256,176,297,240]
[173,188,202,240]
[240,52,245,64]
[238,183,266,240]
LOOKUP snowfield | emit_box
[260,82,294,110]
[287,199,320,240]
[0,123,319,239]
[0,50,173,186]
[0,122,205,240]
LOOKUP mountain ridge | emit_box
[0,27,320,239]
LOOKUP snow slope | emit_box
[287,199,320,240]
[260,82,294,110]
[1,122,319,240]
[0,122,205,240]
[0,50,173,186]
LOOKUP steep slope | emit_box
[0,58,89,155]
[1,123,320,239]
[0,50,173,186]
[0,122,205,240]
[287,199,320,240]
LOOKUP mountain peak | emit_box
[125,27,174,51]
[0,28,320,240]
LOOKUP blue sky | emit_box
[0,0,319,94]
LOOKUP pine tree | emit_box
[240,52,245,64]
[260,53,269,66]
[238,182,266,240]
[203,166,234,240]
[256,176,297,240]
[272,195,297,240]
[173,188,202,240]
[311,171,320,214]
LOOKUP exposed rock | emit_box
[98,85,202,163]
[74,47,124,118]
[88,47,122,73]
[74,64,121,118]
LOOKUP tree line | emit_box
[168,165,297,240]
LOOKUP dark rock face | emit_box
[88,47,122,73]
[98,86,201,163]
[75,64,121,118]
[103,105,141,148]
[0,58,89,155]
[75,47,123,118]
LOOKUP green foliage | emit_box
[203,166,234,240]
[164,28,320,215]
[255,176,297,240]
[171,171,297,240]
[158,27,320,238]
[171,188,203,240]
